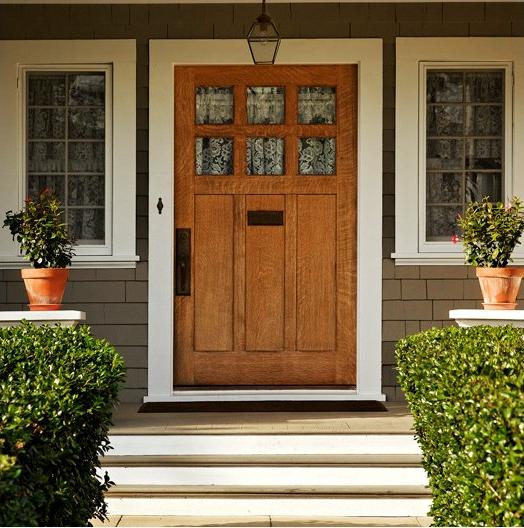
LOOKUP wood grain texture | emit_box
[233,195,246,352]
[194,195,234,351]
[192,350,339,386]
[297,194,336,352]
[245,195,285,351]
[284,194,297,353]
[194,177,337,195]
[335,65,357,384]
[174,65,358,387]
[174,67,196,384]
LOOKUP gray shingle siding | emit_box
[1,2,523,402]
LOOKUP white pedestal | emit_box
[449,309,524,328]
[0,310,86,328]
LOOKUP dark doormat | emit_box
[138,400,387,413]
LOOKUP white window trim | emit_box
[418,62,513,254]
[20,64,113,256]
[394,37,524,266]
[0,40,138,269]
[148,39,384,402]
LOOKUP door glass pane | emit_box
[195,137,233,175]
[298,87,336,124]
[246,137,284,175]
[298,137,336,175]
[26,71,107,245]
[425,69,504,241]
[195,87,234,125]
[247,87,285,124]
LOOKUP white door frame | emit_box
[147,39,384,402]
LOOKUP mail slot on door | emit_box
[247,210,284,226]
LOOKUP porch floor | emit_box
[110,402,413,435]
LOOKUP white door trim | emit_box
[147,39,384,402]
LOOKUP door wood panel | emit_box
[245,195,286,351]
[194,195,234,351]
[297,194,337,352]
[174,65,357,387]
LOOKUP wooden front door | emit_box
[174,65,357,386]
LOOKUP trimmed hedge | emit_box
[0,323,125,526]
[396,325,524,527]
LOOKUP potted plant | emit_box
[3,189,75,311]
[455,196,524,310]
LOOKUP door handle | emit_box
[176,229,191,296]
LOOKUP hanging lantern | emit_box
[247,0,280,65]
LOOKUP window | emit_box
[395,38,524,265]
[425,69,504,241]
[24,68,110,249]
[0,40,137,268]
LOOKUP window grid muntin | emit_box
[193,84,337,177]
[25,69,107,246]
[425,68,505,242]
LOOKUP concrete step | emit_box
[105,495,432,517]
[102,466,429,494]
[107,434,421,457]
[103,433,429,518]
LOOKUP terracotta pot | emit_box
[476,267,524,310]
[21,268,69,311]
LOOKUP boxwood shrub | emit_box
[396,325,524,527]
[0,322,125,526]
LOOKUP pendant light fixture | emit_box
[247,0,281,65]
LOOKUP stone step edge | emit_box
[106,487,432,497]
[101,454,423,467]
[109,431,417,437]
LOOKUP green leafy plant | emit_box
[0,323,125,526]
[456,196,524,267]
[3,189,75,268]
[396,326,524,527]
